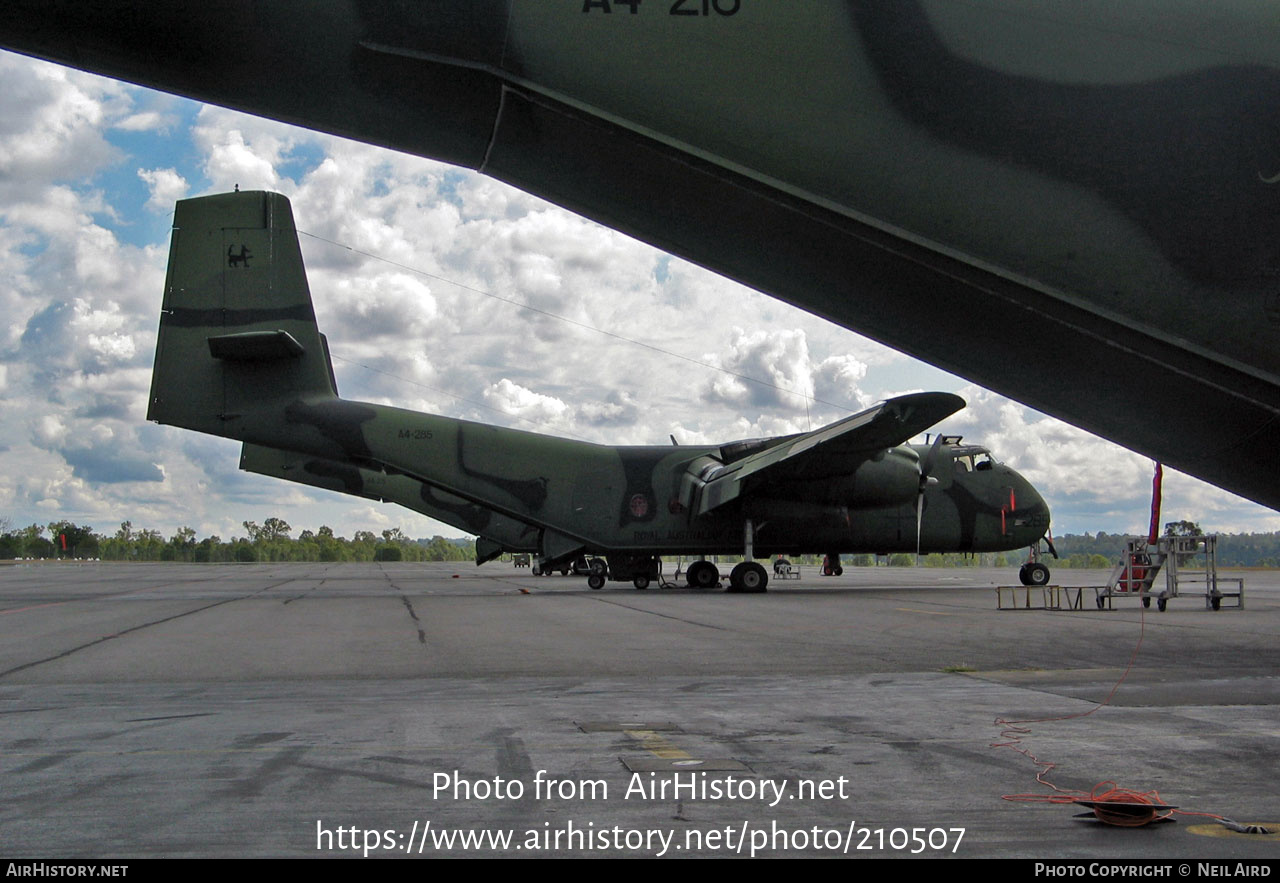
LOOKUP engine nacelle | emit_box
[764,449,921,510]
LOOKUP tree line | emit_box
[0,518,474,563]
[1047,525,1280,569]
[4,516,1279,567]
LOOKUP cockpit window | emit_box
[952,447,996,473]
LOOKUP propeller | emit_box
[916,434,947,558]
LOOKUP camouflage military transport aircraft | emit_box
[148,190,1052,592]
[6,1,1279,513]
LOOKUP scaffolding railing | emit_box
[1092,535,1242,611]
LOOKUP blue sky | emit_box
[1,48,1277,545]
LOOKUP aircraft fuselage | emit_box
[230,396,1047,561]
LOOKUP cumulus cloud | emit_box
[114,111,173,133]
[706,327,815,409]
[483,379,571,429]
[947,385,1147,496]
[814,354,871,409]
[59,446,163,483]
[701,328,869,423]
[0,55,124,200]
[194,123,284,193]
[324,272,437,339]
[580,391,641,428]
[31,415,67,447]
[138,167,188,212]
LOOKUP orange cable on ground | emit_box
[991,602,1228,826]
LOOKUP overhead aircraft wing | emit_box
[686,392,964,515]
[3,4,1280,509]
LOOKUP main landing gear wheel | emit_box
[633,575,650,590]
[1157,596,1167,612]
[587,573,605,590]
[728,562,768,593]
[1211,595,1222,611]
[1019,562,1050,586]
[686,560,719,589]
[1142,596,1151,609]
[588,557,607,577]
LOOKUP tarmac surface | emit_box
[1,560,1278,859]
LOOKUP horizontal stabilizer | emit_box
[208,330,305,361]
[688,392,965,514]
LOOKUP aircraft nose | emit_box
[1007,470,1051,544]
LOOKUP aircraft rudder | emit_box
[148,190,337,437]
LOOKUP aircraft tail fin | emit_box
[147,191,338,437]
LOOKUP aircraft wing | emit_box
[686,392,964,515]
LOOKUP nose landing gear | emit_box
[1019,539,1056,585]
[1019,561,1050,586]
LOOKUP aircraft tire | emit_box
[1025,563,1050,586]
[1211,595,1221,611]
[633,575,650,590]
[687,561,718,589]
[833,566,844,576]
[587,574,605,590]
[685,561,701,587]
[1157,596,1167,612]
[1142,596,1151,608]
[730,562,768,593]
[589,557,607,576]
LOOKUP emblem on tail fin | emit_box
[227,244,252,268]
